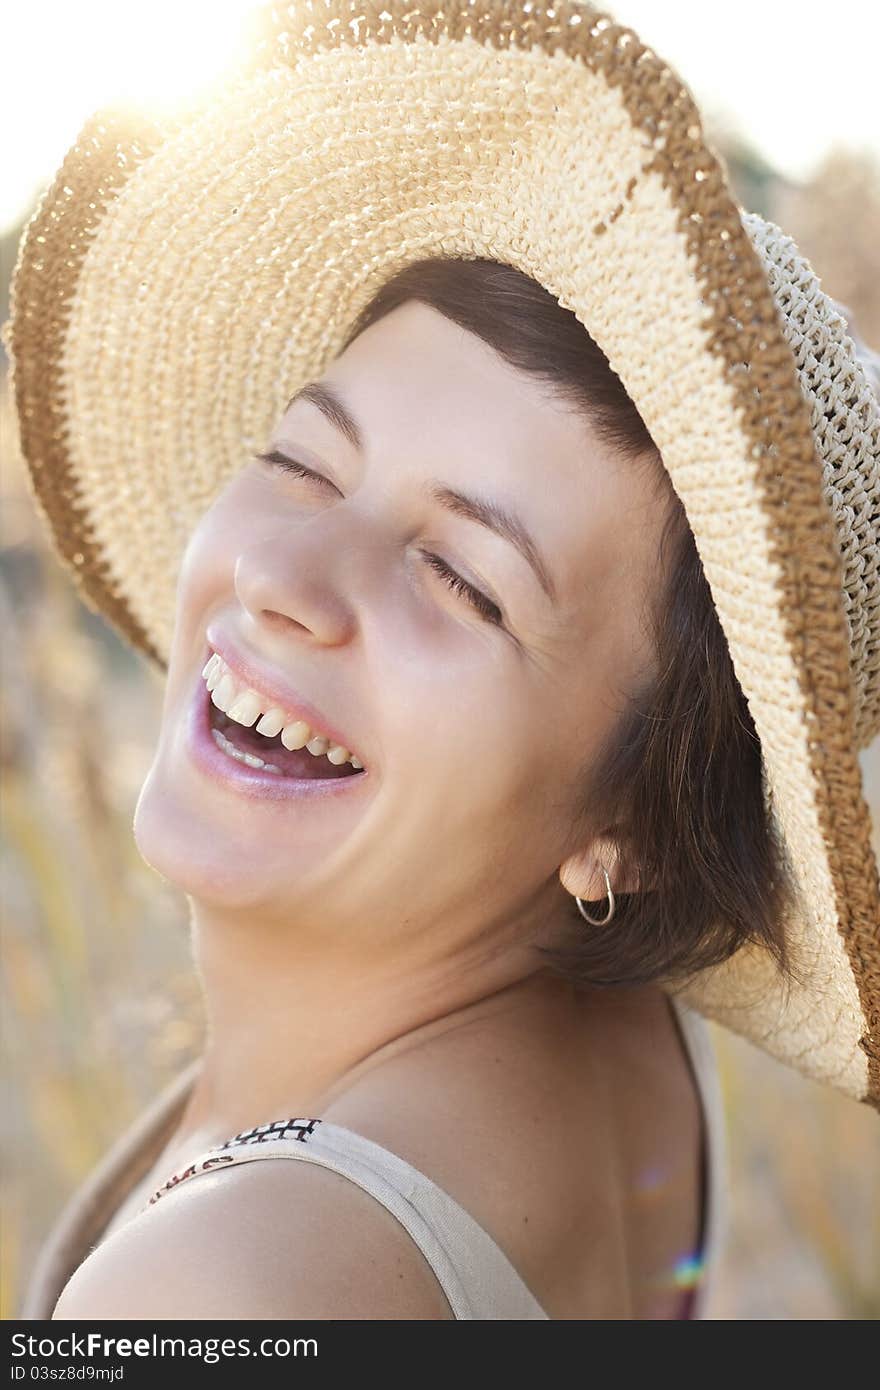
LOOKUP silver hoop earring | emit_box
[575,865,616,926]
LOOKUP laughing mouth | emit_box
[207,698,364,779]
[201,648,364,779]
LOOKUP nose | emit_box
[232,510,362,647]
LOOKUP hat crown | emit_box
[741,212,880,749]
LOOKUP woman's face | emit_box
[134,300,668,960]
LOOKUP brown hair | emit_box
[339,256,806,995]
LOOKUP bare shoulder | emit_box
[52,1157,455,1321]
[316,975,702,1319]
[317,975,629,1312]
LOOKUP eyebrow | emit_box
[285,380,558,604]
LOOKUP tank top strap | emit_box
[145,1117,550,1320]
[666,992,730,1319]
[22,1001,725,1321]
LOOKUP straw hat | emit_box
[4,0,879,1112]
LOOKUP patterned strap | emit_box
[144,1115,550,1320]
[147,1116,322,1205]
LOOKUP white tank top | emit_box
[20,993,728,1320]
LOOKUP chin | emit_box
[131,762,301,911]
[131,762,235,903]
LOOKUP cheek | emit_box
[482,650,612,840]
[173,483,257,617]
[161,488,253,705]
[179,483,250,584]
[386,643,556,815]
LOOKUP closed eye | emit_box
[418,552,503,626]
[254,449,335,490]
[253,449,505,627]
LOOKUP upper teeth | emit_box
[201,653,363,769]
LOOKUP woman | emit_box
[7,0,879,1321]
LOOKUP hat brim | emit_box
[7,1,879,1110]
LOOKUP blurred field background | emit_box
[2,1,880,1321]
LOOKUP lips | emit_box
[185,652,371,802]
[204,625,362,767]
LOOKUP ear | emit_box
[558,834,637,902]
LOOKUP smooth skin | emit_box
[53,301,701,1320]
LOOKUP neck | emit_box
[172,901,562,1146]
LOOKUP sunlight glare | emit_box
[2,0,262,233]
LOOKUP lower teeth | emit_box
[211,727,283,773]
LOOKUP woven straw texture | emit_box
[4,0,879,1111]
